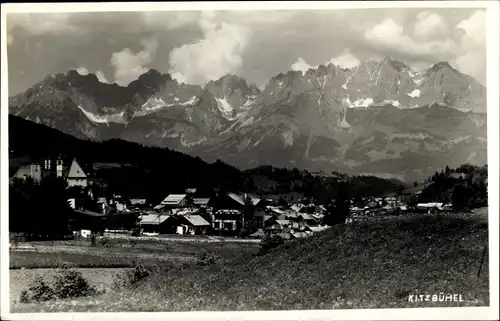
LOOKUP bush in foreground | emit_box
[259,233,284,254]
[113,263,152,289]
[19,276,56,303]
[20,267,98,303]
[53,267,98,299]
[197,249,225,266]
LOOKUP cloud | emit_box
[140,11,200,30]
[95,70,109,83]
[363,10,486,84]
[168,16,250,85]
[455,10,485,45]
[7,13,81,35]
[76,67,89,75]
[364,17,457,60]
[453,10,486,84]
[75,67,109,83]
[413,12,448,40]
[291,50,361,74]
[290,57,314,75]
[111,37,158,86]
[329,50,361,69]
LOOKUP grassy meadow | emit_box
[10,211,489,312]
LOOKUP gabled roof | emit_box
[172,208,198,216]
[161,194,187,205]
[227,193,261,206]
[182,215,210,227]
[290,204,304,212]
[250,229,266,237]
[67,159,92,178]
[139,214,169,225]
[215,209,241,215]
[193,198,210,206]
[73,209,105,217]
[307,226,330,233]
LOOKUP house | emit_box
[417,202,444,212]
[139,214,170,234]
[210,192,265,234]
[185,188,197,195]
[193,198,211,208]
[290,229,312,239]
[250,229,266,238]
[70,209,107,233]
[290,204,305,213]
[290,213,318,228]
[106,211,141,231]
[265,217,291,231]
[227,193,262,207]
[66,159,92,188]
[165,215,211,235]
[211,209,241,234]
[10,155,69,184]
[130,198,147,206]
[306,226,330,233]
[157,194,189,210]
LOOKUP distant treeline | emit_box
[9,115,405,205]
[418,164,487,209]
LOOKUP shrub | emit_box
[113,263,152,289]
[99,237,109,246]
[259,233,284,254]
[19,276,56,303]
[131,227,141,237]
[197,249,224,266]
[53,267,97,299]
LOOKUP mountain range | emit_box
[8,57,487,182]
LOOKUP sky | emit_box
[6,7,486,95]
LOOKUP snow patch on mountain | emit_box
[281,130,295,147]
[215,97,233,113]
[383,100,401,107]
[346,97,374,108]
[180,96,198,106]
[393,132,432,140]
[407,89,421,98]
[141,97,167,112]
[180,134,207,148]
[78,105,126,125]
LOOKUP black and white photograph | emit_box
[1,1,499,320]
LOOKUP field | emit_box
[10,237,260,269]
[9,211,489,312]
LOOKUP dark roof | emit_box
[73,209,105,217]
[9,156,33,176]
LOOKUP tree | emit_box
[184,195,195,209]
[10,176,71,240]
[241,196,256,236]
[277,197,288,207]
[451,184,469,210]
[325,182,350,226]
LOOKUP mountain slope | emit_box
[8,57,487,181]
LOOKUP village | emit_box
[11,156,455,241]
